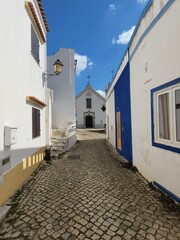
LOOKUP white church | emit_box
[76,84,106,129]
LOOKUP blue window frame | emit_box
[151,78,180,153]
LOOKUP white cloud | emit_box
[109,4,116,11]
[112,26,135,45]
[137,0,148,4]
[88,61,94,69]
[74,53,95,76]
[96,90,105,98]
[109,3,121,12]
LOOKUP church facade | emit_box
[76,85,106,129]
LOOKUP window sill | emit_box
[152,141,180,154]
[32,136,41,139]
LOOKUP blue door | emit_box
[114,62,132,162]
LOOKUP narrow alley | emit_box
[0,130,179,240]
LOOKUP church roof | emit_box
[76,84,105,101]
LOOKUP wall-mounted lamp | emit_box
[43,59,64,82]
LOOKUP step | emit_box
[51,138,67,143]
[52,143,65,148]
[51,146,64,151]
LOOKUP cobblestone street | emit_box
[0,130,179,239]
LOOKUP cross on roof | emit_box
[87,75,91,86]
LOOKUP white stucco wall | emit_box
[130,0,180,198]
[76,86,106,128]
[106,91,115,147]
[47,48,76,131]
[0,0,47,169]
[45,88,53,146]
[129,0,169,57]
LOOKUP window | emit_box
[32,108,40,138]
[158,92,170,140]
[152,79,180,152]
[0,156,11,176]
[86,98,92,108]
[2,157,10,166]
[31,25,39,64]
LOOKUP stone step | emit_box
[52,129,66,135]
[51,137,68,153]
[51,146,64,151]
[50,129,69,154]
[52,143,65,147]
[51,138,67,143]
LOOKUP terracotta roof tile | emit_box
[37,0,49,32]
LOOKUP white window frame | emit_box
[173,85,180,145]
[154,83,180,148]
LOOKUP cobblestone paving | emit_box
[0,131,180,239]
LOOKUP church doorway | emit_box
[84,111,95,128]
[86,115,93,128]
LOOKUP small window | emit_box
[32,107,40,138]
[86,98,92,108]
[152,79,180,152]
[0,156,11,176]
[2,157,10,166]
[31,25,39,64]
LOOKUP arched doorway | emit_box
[86,115,93,128]
[84,111,95,128]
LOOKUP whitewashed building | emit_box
[0,0,49,206]
[106,0,180,203]
[76,84,106,129]
[47,48,77,149]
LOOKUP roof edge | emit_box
[37,0,49,32]
[76,85,105,101]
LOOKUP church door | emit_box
[86,116,93,128]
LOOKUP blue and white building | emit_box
[106,0,180,203]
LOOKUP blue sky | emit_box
[42,0,149,96]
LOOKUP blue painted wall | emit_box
[114,62,132,162]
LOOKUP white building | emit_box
[106,88,115,147]
[76,84,106,129]
[0,0,49,206]
[47,48,77,149]
[106,0,180,203]
[130,0,180,203]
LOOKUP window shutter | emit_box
[32,108,40,138]
[32,108,36,138]
[31,25,39,64]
